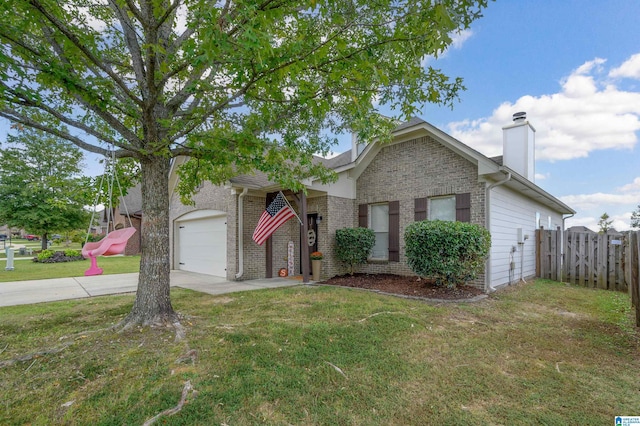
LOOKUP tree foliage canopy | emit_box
[631,205,640,230]
[0,128,91,242]
[0,0,487,196]
[598,212,613,234]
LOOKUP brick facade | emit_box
[168,134,488,286]
[350,136,486,285]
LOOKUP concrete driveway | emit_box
[0,271,302,307]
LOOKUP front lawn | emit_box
[0,279,637,424]
[0,255,141,282]
[0,240,83,259]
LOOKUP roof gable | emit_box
[341,117,574,215]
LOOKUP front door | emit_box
[301,213,318,272]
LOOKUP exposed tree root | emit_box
[357,311,400,322]
[142,380,198,426]
[57,325,118,341]
[325,361,348,379]
[0,341,73,369]
[175,349,197,365]
[116,312,186,342]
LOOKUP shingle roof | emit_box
[230,171,275,189]
[316,150,352,169]
[227,117,433,189]
[393,116,426,131]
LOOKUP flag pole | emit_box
[280,191,303,225]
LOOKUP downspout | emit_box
[235,187,248,279]
[484,170,512,292]
[560,213,575,283]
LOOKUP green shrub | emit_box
[335,227,375,275]
[405,220,491,288]
[37,249,56,262]
[33,250,85,263]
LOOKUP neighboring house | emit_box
[168,113,575,291]
[566,226,596,234]
[112,184,143,255]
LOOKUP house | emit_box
[168,113,575,291]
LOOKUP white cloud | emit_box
[559,193,635,211]
[565,213,631,233]
[559,175,640,230]
[609,53,640,79]
[534,173,548,181]
[450,29,473,50]
[446,54,640,161]
[422,29,473,66]
[617,176,640,193]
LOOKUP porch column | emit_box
[300,191,310,283]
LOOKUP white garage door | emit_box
[176,212,227,277]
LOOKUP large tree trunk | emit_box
[121,155,178,328]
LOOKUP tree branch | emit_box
[0,110,133,159]
[108,0,148,95]
[29,0,144,107]
[0,82,129,145]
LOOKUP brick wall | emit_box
[354,136,487,286]
[240,195,267,280]
[324,195,356,277]
[167,135,489,286]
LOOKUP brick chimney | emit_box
[502,112,535,181]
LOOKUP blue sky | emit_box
[353,0,640,232]
[3,2,639,231]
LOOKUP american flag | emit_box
[252,192,296,245]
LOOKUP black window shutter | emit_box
[414,198,427,221]
[388,200,400,262]
[456,193,471,222]
[358,204,368,228]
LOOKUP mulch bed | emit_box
[320,273,485,301]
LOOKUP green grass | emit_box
[0,255,140,282]
[0,280,638,425]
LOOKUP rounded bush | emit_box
[405,220,491,287]
[335,227,375,275]
[36,249,56,262]
[34,250,85,263]
[64,249,81,257]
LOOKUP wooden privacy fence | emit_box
[536,228,640,326]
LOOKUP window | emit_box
[429,196,456,221]
[535,212,541,228]
[370,203,389,259]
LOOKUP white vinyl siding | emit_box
[370,203,389,259]
[489,185,562,290]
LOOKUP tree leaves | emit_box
[0,128,91,236]
[0,0,488,197]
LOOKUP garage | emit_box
[175,210,227,277]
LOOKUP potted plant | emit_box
[310,251,323,281]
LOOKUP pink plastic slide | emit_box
[82,227,137,276]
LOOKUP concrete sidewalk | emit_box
[0,271,302,307]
